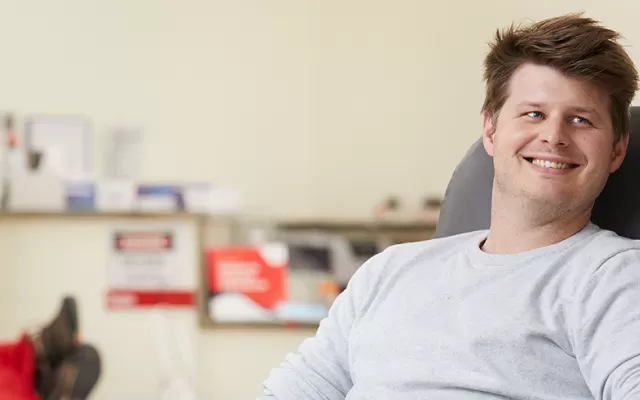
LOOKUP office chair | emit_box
[435,106,640,239]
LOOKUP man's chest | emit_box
[347,266,588,397]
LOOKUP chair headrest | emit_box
[435,106,640,239]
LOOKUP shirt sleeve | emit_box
[259,248,391,399]
[572,249,640,399]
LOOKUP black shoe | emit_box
[36,296,79,366]
[46,344,102,400]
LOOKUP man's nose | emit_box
[540,119,570,147]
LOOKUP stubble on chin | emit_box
[493,174,577,225]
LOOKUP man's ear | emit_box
[482,111,497,157]
[610,133,629,173]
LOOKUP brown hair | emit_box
[482,13,639,142]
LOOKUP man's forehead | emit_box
[505,65,609,110]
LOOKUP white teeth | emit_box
[531,158,571,170]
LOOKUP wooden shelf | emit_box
[0,211,211,220]
[198,314,319,331]
[277,216,438,244]
[279,218,437,232]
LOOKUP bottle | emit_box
[1,113,17,210]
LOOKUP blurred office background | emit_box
[0,1,638,399]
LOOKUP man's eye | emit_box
[571,116,591,125]
[527,111,544,119]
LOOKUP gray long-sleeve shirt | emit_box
[261,223,640,399]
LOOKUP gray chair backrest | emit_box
[435,106,640,239]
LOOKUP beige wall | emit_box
[0,0,514,219]
[1,1,640,399]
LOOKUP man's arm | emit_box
[260,249,391,399]
[573,249,640,399]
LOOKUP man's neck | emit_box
[482,193,592,255]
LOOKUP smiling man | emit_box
[261,14,640,399]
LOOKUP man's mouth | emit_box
[524,157,579,170]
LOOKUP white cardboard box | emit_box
[8,174,65,211]
[96,180,137,212]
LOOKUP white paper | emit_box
[25,116,91,178]
[105,126,144,179]
[106,220,197,291]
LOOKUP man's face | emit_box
[482,63,628,217]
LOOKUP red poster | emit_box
[206,244,289,322]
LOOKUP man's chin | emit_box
[521,189,575,207]
[496,180,576,207]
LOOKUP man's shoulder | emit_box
[569,229,640,313]
[568,228,640,277]
[585,228,640,257]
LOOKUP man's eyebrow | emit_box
[569,106,600,116]
[515,101,544,109]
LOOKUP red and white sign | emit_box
[106,220,197,309]
[206,244,289,323]
[114,232,173,252]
